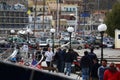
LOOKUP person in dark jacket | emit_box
[90,58,101,80]
[88,48,97,64]
[72,49,79,61]
[88,48,98,74]
[54,48,65,72]
[64,48,74,76]
[80,51,91,80]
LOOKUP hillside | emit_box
[87,0,118,10]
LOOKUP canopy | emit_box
[8,37,26,43]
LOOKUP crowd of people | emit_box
[8,43,120,80]
[79,48,120,80]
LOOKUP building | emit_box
[28,14,53,37]
[0,0,28,37]
[0,0,117,37]
[115,29,120,49]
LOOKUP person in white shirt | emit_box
[21,43,29,59]
[44,47,54,69]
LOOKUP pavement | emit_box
[75,48,120,58]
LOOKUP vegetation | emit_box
[105,2,120,38]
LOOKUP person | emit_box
[72,49,79,61]
[80,51,91,80]
[88,48,98,75]
[35,48,42,61]
[88,48,97,64]
[21,43,29,59]
[90,58,101,80]
[98,59,108,80]
[61,49,66,72]
[72,49,80,73]
[44,47,54,71]
[16,46,22,62]
[54,48,65,73]
[64,48,74,76]
[104,63,120,80]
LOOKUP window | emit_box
[118,34,120,39]
[73,8,75,11]
[66,8,68,11]
[37,18,40,20]
[70,8,71,11]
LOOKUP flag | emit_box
[80,12,90,17]
[31,59,38,66]
[27,9,31,15]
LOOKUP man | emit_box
[64,49,74,76]
[90,58,101,80]
[104,63,120,80]
[54,48,65,72]
[88,48,97,64]
[44,47,54,71]
[21,43,29,59]
[80,51,91,80]
[98,59,108,80]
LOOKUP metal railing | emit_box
[98,58,120,63]
[0,48,13,60]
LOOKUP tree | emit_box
[105,2,120,38]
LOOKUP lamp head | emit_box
[10,30,15,34]
[26,28,33,34]
[67,27,74,33]
[98,24,107,32]
[50,28,55,33]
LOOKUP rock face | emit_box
[87,0,118,10]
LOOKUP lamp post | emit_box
[50,28,55,53]
[10,29,15,48]
[67,27,74,49]
[26,28,33,44]
[98,24,107,64]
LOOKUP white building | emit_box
[60,4,79,33]
[28,14,53,37]
[115,29,120,49]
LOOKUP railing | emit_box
[0,48,13,60]
[98,58,120,63]
[0,61,73,80]
[77,56,120,63]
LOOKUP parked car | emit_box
[39,41,49,47]
[48,39,60,48]
[61,40,84,50]
[103,41,114,48]
[84,42,100,49]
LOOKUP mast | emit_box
[43,0,45,35]
[33,0,37,36]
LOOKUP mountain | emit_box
[86,0,118,10]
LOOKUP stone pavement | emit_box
[75,48,120,58]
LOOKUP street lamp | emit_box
[26,28,33,44]
[98,24,107,64]
[67,27,74,49]
[50,28,55,53]
[10,29,15,48]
